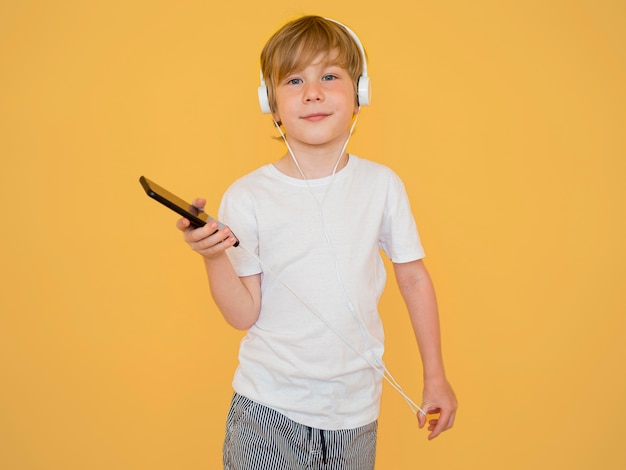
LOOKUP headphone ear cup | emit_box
[357,76,371,106]
[258,82,272,114]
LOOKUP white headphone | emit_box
[258,18,371,114]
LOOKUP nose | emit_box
[303,82,324,103]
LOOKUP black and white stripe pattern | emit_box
[223,393,377,469]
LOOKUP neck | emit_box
[274,112,359,180]
[278,145,349,180]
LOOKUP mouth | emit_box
[301,113,331,122]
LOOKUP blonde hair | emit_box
[260,16,365,113]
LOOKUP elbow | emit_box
[394,260,434,295]
[228,319,255,331]
[224,310,259,331]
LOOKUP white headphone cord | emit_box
[237,241,425,416]
[260,113,426,416]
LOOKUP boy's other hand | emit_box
[417,377,457,440]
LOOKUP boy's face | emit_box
[272,50,359,151]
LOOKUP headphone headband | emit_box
[258,18,371,114]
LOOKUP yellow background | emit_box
[1,0,625,468]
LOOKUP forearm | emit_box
[204,254,260,330]
[177,216,260,330]
[394,260,447,380]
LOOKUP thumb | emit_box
[416,409,427,428]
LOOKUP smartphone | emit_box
[139,176,239,247]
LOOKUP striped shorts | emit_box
[223,393,377,469]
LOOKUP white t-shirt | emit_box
[219,155,424,430]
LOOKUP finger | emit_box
[192,225,235,252]
[192,197,207,210]
[445,410,457,430]
[437,407,456,431]
[186,221,219,242]
[428,408,452,440]
[176,217,190,232]
[420,403,438,435]
[425,405,441,414]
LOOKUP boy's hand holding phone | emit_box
[176,197,239,259]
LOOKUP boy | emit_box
[177,15,457,469]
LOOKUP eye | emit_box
[286,77,303,85]
[322,74,338,81]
